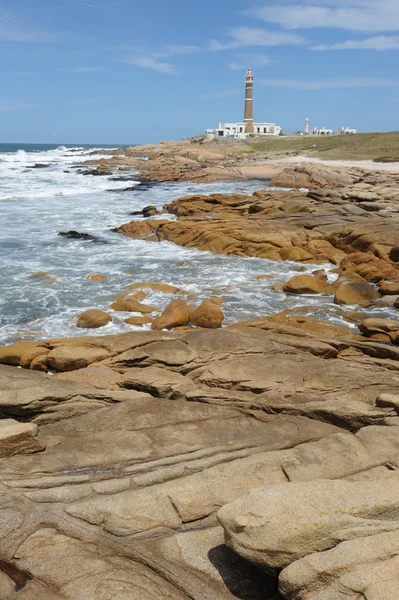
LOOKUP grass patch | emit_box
[241,131,399,162]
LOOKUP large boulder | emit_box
[218,479,399,572]
[110,298,158,313]
[334,281,380,307]
[151,299,191,330]
[190,299,224,328]
[47,345,111,371]
[359,318,399,340]
[283,275,333,295]
[75,309,112,329]
[378,280,399,295]
[0,341,48,367]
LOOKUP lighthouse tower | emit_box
[304,117,309,135]
[244,68,254,134]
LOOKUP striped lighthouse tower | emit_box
[244,68,254,134]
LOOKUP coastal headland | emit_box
[1,136,399,599]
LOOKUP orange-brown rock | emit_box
[125,316,153,326]
[114,186,399,278]
[151,299,191,330]
[125,281,185,294]
[110,298,158,313]
[0,341,47,366]
[378,281,399,295]
[85,273,107,282]
[269,164,358,190]
[47,345,111,371]
[359,318,399,340]
[113,219,168,241]
[337,252,398,283]
[283,275,334,295]
[334,281,380,307]
[28,271,50,278]
[75,309,112,329]
[272,283,285,292]
[190,299,224,329]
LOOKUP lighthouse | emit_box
[244,68,254,134]
[205,67,282,140]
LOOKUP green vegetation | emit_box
[243,131,399,162]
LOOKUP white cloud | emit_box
[311,35,399,50]
[121,56,177,74]
[209,27,305,50]
[250,1,399,32]
[60,67,106,72]
[199,89,241,99]
[258,76,399,89]
[160,45,201,57]
[117,44,200,75]
[228,54,274,70]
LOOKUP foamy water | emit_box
[0,145,394,345]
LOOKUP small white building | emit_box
[206,121,281,140]
[337,127,357,135]
[311,127,333,136]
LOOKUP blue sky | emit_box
[0,0,398,143]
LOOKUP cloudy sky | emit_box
[0,0,398,143]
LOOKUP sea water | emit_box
[0,144,392,345]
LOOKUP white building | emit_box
[310,127,334,136]
[304,119,357,137]
[337,127,357,135]
[206,121,281,140]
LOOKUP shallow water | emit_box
[0,145,395,345]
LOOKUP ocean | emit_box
[0,143,372,345]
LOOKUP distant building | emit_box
[311,127,334,136]
[304,119,357,137]
[337,127,357,135]
[206,69,282,140]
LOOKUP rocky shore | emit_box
[1,142,399,599]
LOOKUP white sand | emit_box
[268,155,399,173]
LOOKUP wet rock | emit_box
[125,281,185,294]
[151,299,191,330]
[125,315,153,326]
[58,230,110,244]
[74,309,112,329]
[283,275,333,295]
[85,273,107,282]
[110,298,158,313]
[272,283,284,292]
[190,299,224,329]
[130,205,160,218]
[28,271,50,278]
[334,281,380,307]
[378,280,399,295]
[389,246,399,262]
